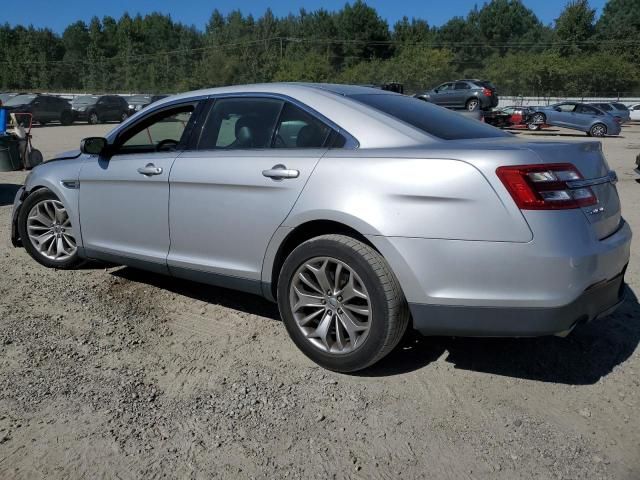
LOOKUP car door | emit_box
[167,97,333,292]
[78,101,200,271]
[549,103,577,128]
[31,97,46,122]
[574,104,602,130]
[453,82,471,108]
[431,83,454,106]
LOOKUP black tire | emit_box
[39,120,47,126]
[60,110,73,126]
[18,189,82,270]
[532,112,546,125]
[88,111,99,125]
[120,111,129,122]
[277,234,409,372]
[588,123,607,137]
[466,98,480,111]
[527,122,540,131]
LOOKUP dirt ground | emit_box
[1,122,639,479]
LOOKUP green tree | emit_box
[555,0,596,56]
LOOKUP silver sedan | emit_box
[11,84,631,372]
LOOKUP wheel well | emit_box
[269,220,376,300]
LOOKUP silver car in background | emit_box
[531,101,622,137]
[11,84,631,372]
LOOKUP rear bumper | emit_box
[409,269,626,337]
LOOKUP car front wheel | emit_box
[277,234,409,372]
[88,112,99,125]
[18,189,81,269]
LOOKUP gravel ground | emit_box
[1,122,639,479]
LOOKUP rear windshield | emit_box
[3,94,36,106]
[475,80,495,90]
[350,93,508,140]
[72,96,98,105]
[612,103,627,110]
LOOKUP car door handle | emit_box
[262,164,299,180]
[137,163,163,176]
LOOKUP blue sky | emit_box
[5,0,608,32]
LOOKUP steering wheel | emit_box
[156,139,179,152]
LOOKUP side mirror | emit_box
[80,137,107,155]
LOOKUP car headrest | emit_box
[234,116,257,148]
[296,125,322,148]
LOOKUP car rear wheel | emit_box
[588,123,607,137]
[120,112,129,122]
[466,98,480,111]
[88,111,99,125]
[527,122,540,131]
[277,234,409,372]
[18,189,81,269]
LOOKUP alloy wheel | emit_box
[467,99,479,111]
[26,200,77,261]
[591,124,606,137]
[290,257,372,355]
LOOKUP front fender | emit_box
[20,157,86,248]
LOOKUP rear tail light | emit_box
[496,163,597,210]
[482,88,493,97]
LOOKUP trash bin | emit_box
[0,135,22,171]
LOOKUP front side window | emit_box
[555,103,576,112]
[437,83,453,92]
[273,103,331,148]
[198,98,283,149]
[116,104,196,153]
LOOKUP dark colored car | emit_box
[71,95,130,124]
[415,79,499,111]
[2,94,73,126]
[127,94,169,115]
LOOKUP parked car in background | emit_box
[497,106,542,130]
[530,102,621,137]
[415,79,498,111]
[590,103,631,124]
[71,95,130,124]
[127,94,169,114]
[11,83,630,372]
[2,94,73,126]
[0,93,18,106]
[629,103,640,121]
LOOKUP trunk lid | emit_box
[524,141,621,239]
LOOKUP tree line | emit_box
[0,0,639,97]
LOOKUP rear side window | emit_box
[273,103,331,148]
[198,98,283,149]
[576,105,599,115]
[612,103,627,110]
[350,94,508,140]
[455,82,470,90]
